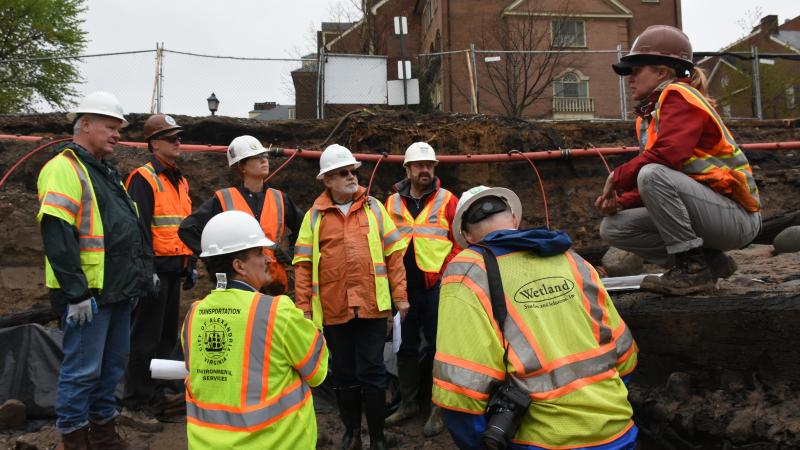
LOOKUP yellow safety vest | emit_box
[385,188,454,273]
[36,148,105,289]
[181,288,328,449]
[292,197,407,329]
[433,248,638,448]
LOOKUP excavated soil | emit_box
[0,111,799,449]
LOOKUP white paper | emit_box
[392,313,402,353]
[150,359,189,380]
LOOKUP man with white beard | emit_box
[293,144,409,450]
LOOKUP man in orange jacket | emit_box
[123,114,193,429]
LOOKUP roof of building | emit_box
[249,104,295,121]
[321,22,357,32]
[775,30,800,52]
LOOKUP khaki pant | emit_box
[600,164,761,267]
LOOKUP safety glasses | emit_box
[334,167,359,178]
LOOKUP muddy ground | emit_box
[0,111,799,448]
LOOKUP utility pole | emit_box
[149,43,164,113]
[751,45,763,120]
[470,43,479,113]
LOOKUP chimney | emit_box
[253,102,277,111]
[759,15,779,35]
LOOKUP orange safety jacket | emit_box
[636,82,761,212]
[126,162,192,257]
[215,187,288,292]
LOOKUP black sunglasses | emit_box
[159,135,182,143]
[335,168,359,178]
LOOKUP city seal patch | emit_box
[196,316,234,365]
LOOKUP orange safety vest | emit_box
[636,82,761,212]
[126,162,193,257]
[385,187,454,273]
[215,187,288,292]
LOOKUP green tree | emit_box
[0,0,87,113]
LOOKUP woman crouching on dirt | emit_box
[596,25,761,295]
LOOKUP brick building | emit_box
[294,0,682,119]
[696,14,800,119]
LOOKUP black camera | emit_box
[480,383,532,450]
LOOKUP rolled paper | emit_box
[150,359,189,380]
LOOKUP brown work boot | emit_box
[640,248,715,295]
[704,248,737,279]
[89,418,149,450]
[55,426,90,450]
[423,405,445,437]
[117,407,164,432]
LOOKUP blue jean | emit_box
[56,300,132,434]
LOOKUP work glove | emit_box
[182,268,198,291]
[152,273,161,297]
[66,297,98,327]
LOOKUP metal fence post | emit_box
[317,48,325,120]
[616,44,627,120]
[751,45,763,119]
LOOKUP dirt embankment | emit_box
[1,111,799,449]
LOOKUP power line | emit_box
[163,49,311,62]
[0,50,155,64]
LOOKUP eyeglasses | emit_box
[159,135,182,143]
[335,168,358,178]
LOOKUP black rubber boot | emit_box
[704,248,737,279]
[335,386,363,450]
[362,387,387,450]
[385,356,419,426]
[641,247,715,295]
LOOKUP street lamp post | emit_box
[207,92,219,116]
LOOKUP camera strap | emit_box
[477,244,511,367]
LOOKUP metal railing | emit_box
[553,96,594,113]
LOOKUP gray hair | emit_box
[72,114,100,136]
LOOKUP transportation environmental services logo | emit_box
[197,316,234,365]
[513,277,576,309]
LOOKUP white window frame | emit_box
[551,20,586,48]
[553,70,590,98]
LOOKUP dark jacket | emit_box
[40,143,154,312]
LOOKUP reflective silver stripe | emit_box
[390,193,403,217]
[79,237,104,250]
[43,192,80,216]
[310,209,320,231]
[512,347,618,394]
[683,157,714,174]
[183,306,194,371]
[383,229,404,248]
[367,197,385,238]
[433,360,497,394]
[152,216,183,227]
[504,316,542,373]
[297,333,324,379]
[219,188,236,210]
[412,226,449,237]
[615,326,634,358]
[374,264,387,275]
[245,294,275,406]
[187,380,310,428]
[294,245,312,257]
[427,189,447,223]
[311,283,319,295]
[443,261,489,293]
[398,226,414,235]
[269,189,284,243]
[141,164,164,192]
[570,253,612,345]
[63,151,102,250]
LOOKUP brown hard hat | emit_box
[143,114,183,141]
[612,25,693,76]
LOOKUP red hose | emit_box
[264,148,299,183]
[588,143,612,175]
[509,150,550,230]
[366,153,388,197]
[0,138,71,189]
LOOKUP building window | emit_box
[553,71,593,114]
[554,72,588,98]
[552,20,586,47]
[787,86,796,110]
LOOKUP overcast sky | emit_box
[74,0,799,117]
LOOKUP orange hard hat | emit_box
[613,25,693,76]
[143,114,183,141]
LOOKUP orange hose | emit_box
[509,150,550,229]
[0,138,71,189]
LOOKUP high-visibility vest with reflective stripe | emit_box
[433,248,638,448]
[215,187,288,291]
[182,289,326,449]
[36,148,105,289]
[126,162,192,257]
[636,82,761,212]
[292,197,406,329]
[385,188,454,273]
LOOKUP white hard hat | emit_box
[200,210,275,257]
[404,142,438,166]
[227,135,268,167]
[452,185,522,249]
[317,144,362,179]
[67,91,128,128]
